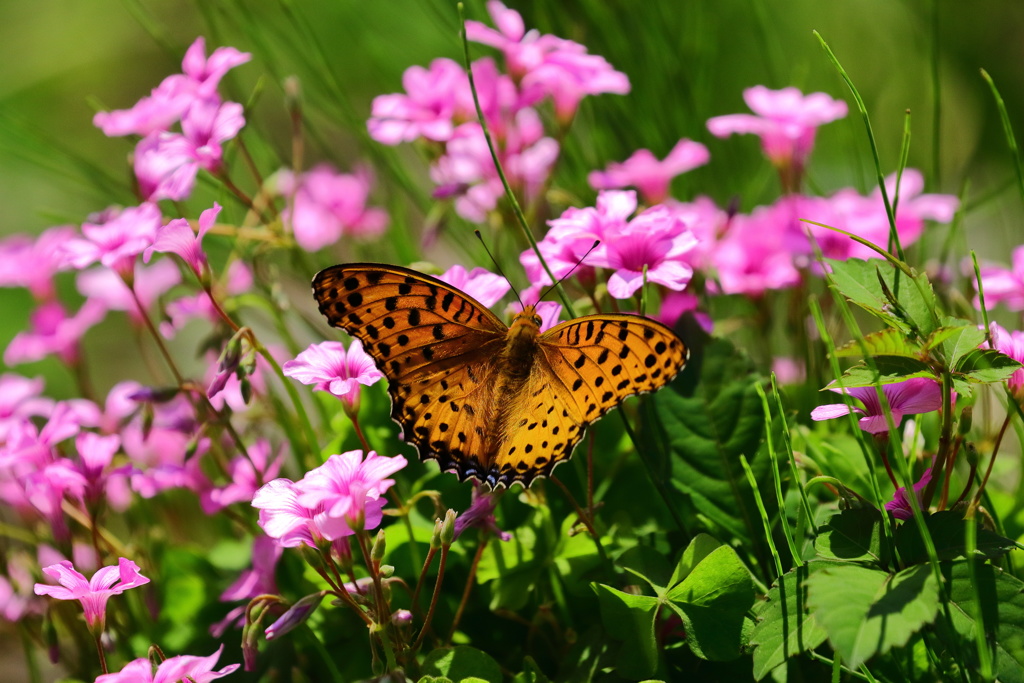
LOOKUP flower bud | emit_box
[441,509,457,548]
[371,528,386,564]
[391,609,413,626]
[958,406,973,436]
[265,591,325,641]
[430,518,443,550]
[965,442,979,468]
[378,564,394,578]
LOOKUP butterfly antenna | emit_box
[474,230,525,310]
[538,240,601,303]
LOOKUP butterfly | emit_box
[312,263,688,488]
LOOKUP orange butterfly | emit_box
[312,263,688,488]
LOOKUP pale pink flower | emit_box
[588,139,710,204]
[707,86,847,169]
[62,203,163,277]
[283,340,383,411]
[367,58,472,145]
[810,377,943,434]
[278,165,388,251]
[95,645,238,683]
[0,553,46,622]
[34,557,149,633]
[4,299,107,366]
[180,37,252,99]
[885,464,933,521]
[437,264,510,307]
[76,259,181,325]
[252,478,322,548]
[709,201,801,297]
[772,357,807,385]
[983,322,1024,397]
[44,432,131,510]
[296,450,408,540]
[0,374,53,439]
[211,535,282,637]
[0,226,76,300]
[144,202,221,277]
[975,246,1024,311]
[200,439,284,513]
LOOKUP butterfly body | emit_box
[313,264,688,488]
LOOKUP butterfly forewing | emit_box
[312,264,508,480]
[490,314,688,487]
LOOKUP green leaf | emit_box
[668,533,722,588]
[477,524,542,611]
[750,564,831,680]
[420,646,503,683]
[829,357,934,388]
[593,583,661,679]
[894,511,1017,566]
[815,507,891,568]
[935,320,986,365]
[834,328,921,358]
[806,563,939,669]
[617,544,674,592]
[954,348,1023,384]
[665,544,755,661]
[644,338,768,546]
[940,561,1024,682]
[826,258,939,337]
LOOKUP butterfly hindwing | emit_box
[313,264,508,479]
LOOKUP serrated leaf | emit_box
[940,561,1024,682]
[826,258,939,337]
[895,511,1017,566]
[806,564,939,669]
[750,564,831,680]
[593,583,660,679]
[954,348,1023,384]
[665,544,755,661]
[935,321,986,366]
[815,507,891,568]
[828,357,934,388]
[834,328,922,358]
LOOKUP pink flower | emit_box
[4,299,107,366]
[709,201,802,297]
[252,478,322,548]
[95,645,239,683]
[654,290,711,333]
[0,226,76,300]
[453,485,511,541]
[159,261,251,338]
[94,36,250,137]
[211,536,282,637]
[983,323,1024,397]
[437,264,510,307]
[62,203,163,277]
[885,464,933,521]
[367,58,472,144]
[34,558,149,633]
[45,432,131,510]
[707,86,847,169]
[76,259,181,325]
[296,451,408,540]
[144,202,221,277]
[278,165,388,251]
[976,245,1024,311]
[200,439,284,513]
[588,139,710,204]
[507,300,563,333]
[0,374,53,438]
[283,340,383,411]
[135,100,245,201]
[810,377,943,434]
[0,553,46,622]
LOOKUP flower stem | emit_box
[447,533,488,644]
[413,545,447,652]
[94,632,108,674]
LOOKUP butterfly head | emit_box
[510,304,542,333]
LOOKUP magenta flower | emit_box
[810,377,943,434]
[707,86,847,171]
[0,554,46,622]
[0,374,53,438]
[4,299,107,367]
[453,485,511,541]
[976,245,1024,311]
[61,203,163,278]
[367,58,472,144]
[76,259,182,326]
[283,340,383,411]
[34,558,149,633]
[709,201,801,297]
[437,264,510,308]
[211,535,282,637]
[200,439,284,513]
[885,464,933,521]
[983,323,1024,397]
[94,37,249,138]
[0,226,76,300]
[588,139,710,204]
[45,432,131,510]
[95,645,239,683]
[572,191,696,299]
[278,164,388,251]
[296,450,408,540]
[252,478,322,548]
[144,202,221,277]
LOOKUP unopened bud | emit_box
[378,564,394,578]
[430,518,443,550]
[391,609,413,626]
[958,406,973,436]
[965,442,979,468]
[265,592,325,641]
[371,529,386,564]
[441,509,457,547]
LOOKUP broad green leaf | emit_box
[834,328,921,359]
[644,338,768,546]
[750,564,831,680]
[826,258,939,337]
[477,524,541,611]
[665,544,756,661]
[421,646,503,683]
[510,657,552,683]
[829,357,934,388]
[593,583,661,679]
[668,533,722,588]
[940,561,1024,682]
[806,563,939,669]
[894,510,1017,566]
[935,320,986,366]
[815,507,891,568]
[618,544,674,592]
[954,348,1023,384]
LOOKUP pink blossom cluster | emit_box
[94,37,250,202]
[367,1,629,222]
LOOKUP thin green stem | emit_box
[447,532,488,644]
[739,454,785,580]
[755,382,801,568]
[980,69,1024,208]
[930,0,942,188]
[412,545,448,652]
